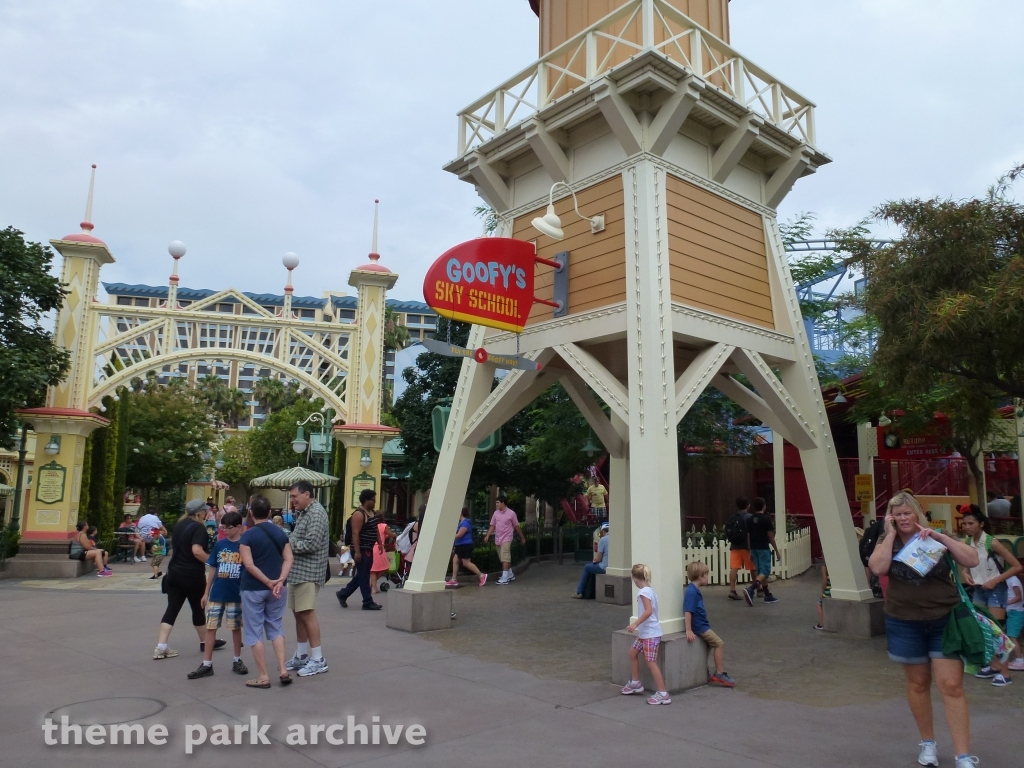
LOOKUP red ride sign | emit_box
[423,238,537,334]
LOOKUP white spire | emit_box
[81,163,97,231]
[370,198,379,255]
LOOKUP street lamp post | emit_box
[10,423,29,532]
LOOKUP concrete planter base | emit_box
[386,589,453,633]
[822,597,886,638]
[596,574,632,605]
[611,630,711,694]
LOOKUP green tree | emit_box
[677,389,756,479]
[112,390,130,510]
[0,227,70,447]
[847,164,1024,401]
[247,399,321,478]
[216,432,252,488]
[195,374,249,429]
[125,382,216,490]
[383,306,411,353]
[252,377,301,415]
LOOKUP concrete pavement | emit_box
[0,560,1020,767]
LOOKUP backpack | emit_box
[859,519,884,567]
[343,508,366,547]
[395,521,417,554]
[724,512,748,548]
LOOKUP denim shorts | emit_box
[972,581,1008,609]
[885,614,960,664]
[241,588,287,647]
[751,549,773,577]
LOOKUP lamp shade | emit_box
[530,205,564,240]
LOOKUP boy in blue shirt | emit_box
[188,511,247,679]
[684,561,735,687]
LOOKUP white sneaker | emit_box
[646,691,671,705]
[620,680,644,695]
[496,578,510,585]
[285,653,309,671]
[297,657,328,676]
[508,572,515,581]
[141,556,147,562]
[918,741,939,767]
[134,557,142,563]
[1008,658,1024,671]
[955,757,979,768]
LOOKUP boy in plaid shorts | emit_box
[685,561,736,687]
[621,563,670,705]
[188,511,247,679]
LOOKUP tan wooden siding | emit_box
[666,174,774,328]
[540,0,730,56]
[512,175,626,325]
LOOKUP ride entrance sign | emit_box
[423,238,561,333]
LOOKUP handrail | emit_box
[457,0,816,155]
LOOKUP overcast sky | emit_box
[2,0,1022,303]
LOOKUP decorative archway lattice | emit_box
[87,288,351,420]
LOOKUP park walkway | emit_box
[0,560,1020,767]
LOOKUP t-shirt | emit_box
[884,535,959,621]
[167,519,209,584]
[151,535,166,557]
[683,583,710,634]
[137,513,163,541]
[207,539,243,604]
[587,484,607,508]
[239,521,290,592]
[490,508,519,545]
[748,512,774,550]
[987,498,1012,518]
[1005,576,1024,613]
[635,586,662,639]
[596,535,609,569]
[454,519,474,547]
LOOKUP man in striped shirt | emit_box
[336,489,382,611]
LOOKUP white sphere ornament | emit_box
[168,240,187,259]
[282,252,300,270]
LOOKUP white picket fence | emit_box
[681,527,813,585]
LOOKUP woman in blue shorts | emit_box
[868,491,980,768]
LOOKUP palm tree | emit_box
[195,374,250,429]
[252,376,300,415]
[383,306,411,353]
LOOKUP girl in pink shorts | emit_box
[621,563,670,705]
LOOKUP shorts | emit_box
[885,614,960,665]
[496,541,511,562]
[205,601,241,630]
[454,544,474,560]
[699,629,724,649]
[287,581,321,613]
[591,506,607,518]
[751,549,773,577]
[972,582,1008,610]
[241,588,288,647]
[150,554,164,568]
[631,636,661,662]
[1006,610,1024,639]
[730,549,755,571]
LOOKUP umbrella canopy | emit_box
[0,483,13,498]
[249,466,339,489]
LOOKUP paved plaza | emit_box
[1,561,1020,767]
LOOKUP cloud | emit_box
[1,0,1021,297]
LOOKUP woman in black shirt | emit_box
[152,500,213,660]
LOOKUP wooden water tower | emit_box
[393,0,874,653]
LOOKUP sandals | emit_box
[245,679,271,689]
[279,673,292,686]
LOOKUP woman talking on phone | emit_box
[868,490,980,768]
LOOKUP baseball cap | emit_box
[600,522,609,531]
